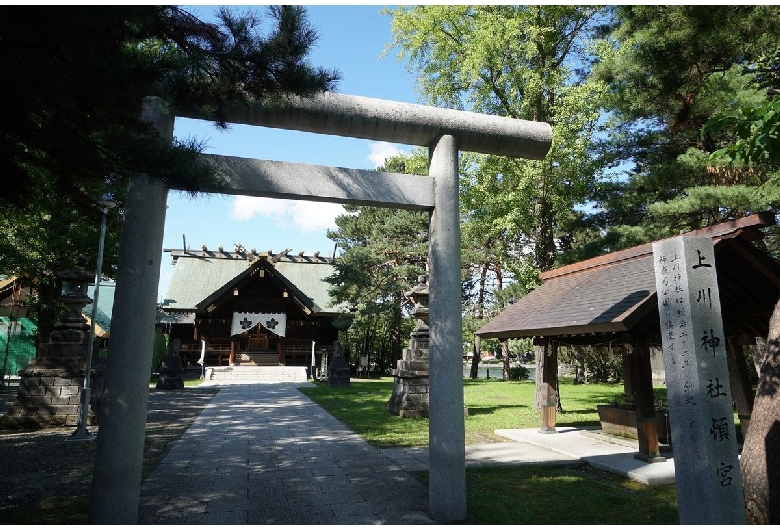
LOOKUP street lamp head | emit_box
[96,193,117,209]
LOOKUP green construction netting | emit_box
[0,316,37,377]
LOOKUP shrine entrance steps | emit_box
[206,365,308,383]
[237,351,279,366]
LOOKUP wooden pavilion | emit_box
[158,246,340,368]
[476,212,780,461]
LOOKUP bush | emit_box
[509,365,530,381]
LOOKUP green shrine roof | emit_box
[160,248,339,314]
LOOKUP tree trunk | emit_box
[741,298,780,524]
[572,346,585,383]
[476,263,487,319]
[470,263,490,379]
[392,293,402,368]
[533,194,556,272]
[470,335,481,379]
[501,338,510,381]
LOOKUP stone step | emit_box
[206,366,308,383]
[237,352,279,366]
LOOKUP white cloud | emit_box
[230,196,343,232]
[231,196,286,221]
[287,201,345,232]
[367,141,407,168]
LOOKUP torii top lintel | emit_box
[176,92,553,160]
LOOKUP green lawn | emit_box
[299,376,680,525]
[463,465,679,524]
[299,376,634,446]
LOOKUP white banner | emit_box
[197,339,206,365]
[231,312,286,337]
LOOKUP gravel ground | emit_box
[0,373,217,524]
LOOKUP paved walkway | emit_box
[138,382,434,524]
[138,381,677,524]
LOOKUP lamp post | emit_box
[71,193,117,440]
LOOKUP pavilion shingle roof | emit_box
[477,251,657,338]
[476,213,777,339]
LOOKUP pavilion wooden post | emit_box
[229,340,236,366]
[621,344,636,405]
[549,342,560,412]
[726,336,755,438]
[534,337,559,415]
[539,382,558,433]
[633,339,665,462]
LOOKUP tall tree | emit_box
[387,5,608,273]
[589,5,780,250]
[743,308,780,524]
[326,153,430,369]
[1,6,339,207]
[460,167,543,378]
[387,5,608,396]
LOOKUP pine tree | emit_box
[591,5,780,244]
[326,153,430,369]
[0,6,339,342]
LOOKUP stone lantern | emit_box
[53,258,93,346]
[0,258,103,429]
[407,275,430,316]
[405,276,429,361]
[386,275,431,418]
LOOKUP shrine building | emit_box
[158,246,340,368]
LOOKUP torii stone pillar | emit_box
[89,97,171,524]
[427,134,466,520]
[89,91,551,524]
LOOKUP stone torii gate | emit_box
[88,93,552,523]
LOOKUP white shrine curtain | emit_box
[230,312,287,337]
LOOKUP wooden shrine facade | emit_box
[476,212,780,461]
[158,247,339,367]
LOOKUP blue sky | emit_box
[159,5,418,301]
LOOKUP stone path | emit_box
[136,380,679,524]
[138,382,434,524]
